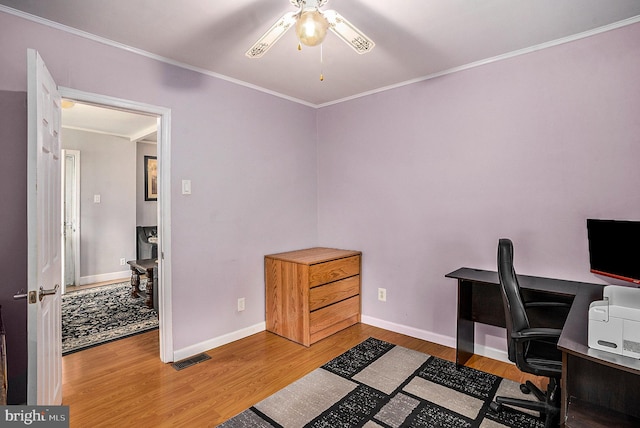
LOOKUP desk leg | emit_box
[145,268,154,309]
[457,279,475,366]
[130,267,141,298]
[561,352,568,424]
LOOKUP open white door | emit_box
[26,49,63,405]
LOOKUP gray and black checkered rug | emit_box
[220,337,545,428]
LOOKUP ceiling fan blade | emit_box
[290,0,327,7]
[323,10,375,54]
[246,12,298,58]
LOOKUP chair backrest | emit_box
[137,226,157,239]
[136,226,158,260]
[497,238,530,362]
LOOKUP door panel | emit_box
[27,49,63,405]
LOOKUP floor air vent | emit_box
[172,353,211,371]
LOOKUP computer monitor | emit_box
[587,219,640,285]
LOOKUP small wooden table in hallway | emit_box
[126,258,156,309]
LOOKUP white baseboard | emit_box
[80,270,130,285]
[361,315,510,364]
[171,317,509,365]
[472,344,510,364]
[173,322,266,362]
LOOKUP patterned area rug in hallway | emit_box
[62,281,158,355]
[220,337,545,428]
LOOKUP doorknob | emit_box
[13,289,28,300]
[39,284,60,301]
[14,289,37,303]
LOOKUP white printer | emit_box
[588,285,640,358]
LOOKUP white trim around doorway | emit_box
[59,86,173,363]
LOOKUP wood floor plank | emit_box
[62,323,544,427]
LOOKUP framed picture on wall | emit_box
[144,155,158,201]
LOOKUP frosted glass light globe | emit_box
[295,10,329,47]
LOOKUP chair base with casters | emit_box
[490,377,560,427]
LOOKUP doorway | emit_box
[58,87,173,362]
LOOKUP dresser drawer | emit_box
[309,295,360,336]
[309,276,360,311]
[309,256,360,288]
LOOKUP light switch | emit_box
[93,194,101,203]
[182,180,191,195]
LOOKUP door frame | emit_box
[61,149,81,293]
[59,87,174,362]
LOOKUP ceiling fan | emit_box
[246,0,375,58]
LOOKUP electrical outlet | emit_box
[378,288,387,302]
[120,258,126,266]
[237,297,245,312]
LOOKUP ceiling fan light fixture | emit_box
[295,9,329,47]
[246,0,373,59]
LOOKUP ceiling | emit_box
[62,102,158,143]
[3,0,640,108]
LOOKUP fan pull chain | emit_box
[320,44,324,81]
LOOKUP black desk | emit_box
[446,267,640,426]
[445,267,579,366]
[556,281,640,426]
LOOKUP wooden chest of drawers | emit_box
[265,247,361,346]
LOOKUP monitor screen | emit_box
[587,219,640,285]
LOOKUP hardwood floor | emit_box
[62,324,545,427]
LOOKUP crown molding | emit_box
[317,15,640,108]
[0,5,316,108]
[3,5,639,109]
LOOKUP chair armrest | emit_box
[524,301,571,309]
[511,328,562,342]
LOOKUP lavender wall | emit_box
[2,9,639,367]
[0,12,318,353]
[317,23,640,353]
[0,90,28,404]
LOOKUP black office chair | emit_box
[136,226,158,260]
[490,238,567,428]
